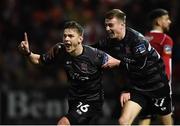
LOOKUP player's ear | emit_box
[156,18,161,26]
[121,22,125,26]
[79,36,83,44]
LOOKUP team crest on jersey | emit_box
[164,45,172,55]
[81,63,88,72]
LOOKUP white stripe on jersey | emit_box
[169,58,172,95]
[148,42,161,59]
[148,42,152,51]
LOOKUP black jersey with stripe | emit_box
[94,27,170,97]
[40,44,108,102]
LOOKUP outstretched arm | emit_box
[102,54,121,69]
[18,32,61,65]
[18,32,41,65]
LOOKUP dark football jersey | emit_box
[40,44,109,102]
[145,31,173,95]
[94,27,170,97]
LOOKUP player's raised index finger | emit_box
[24,32,28,42]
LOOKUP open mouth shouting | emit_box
[64,42,72,51]
[108,31,114,38]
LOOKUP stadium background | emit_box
[0,0,180,124]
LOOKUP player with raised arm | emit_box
[18,21,120,125]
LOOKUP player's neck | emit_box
[117,27,126,40]
[71,44,83,57]
[151,26,164,33]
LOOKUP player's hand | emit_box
[120,92,130,107]
[102,56,120,69]
[18,32,31,56]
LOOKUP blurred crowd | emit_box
[1,0,180,124]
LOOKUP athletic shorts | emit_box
[65,100,103,125]
[130,88,173,118]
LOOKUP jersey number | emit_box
[76,102,90,114]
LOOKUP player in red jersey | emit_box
[145,9,173,84]
[120,9,174,125]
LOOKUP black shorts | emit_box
[65,100,103,125]
[130,88,173,118]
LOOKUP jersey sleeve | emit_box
[95,48,109,66]
[128,38,150,68]
[162,35,173,57]
[161,35,173,80]
[40,43,63,65]
[132,38,149,58]
[120,36,149,65]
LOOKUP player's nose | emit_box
[65,36,71,41]
[106,26,110,31]
[168,19,171,24]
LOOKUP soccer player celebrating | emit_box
[120,8,174,125]
[94,9,173,125]
[18,21,120,125]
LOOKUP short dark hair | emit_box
[105,9,126,23]
[148,8,169,22]
[64,21,84,36]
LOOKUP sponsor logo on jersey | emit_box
[81,63,88,72]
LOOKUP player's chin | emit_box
[65,48,72,53]
[108,34,115,38]
[163,28,169,33]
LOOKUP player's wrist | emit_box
[25,51,31,57]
